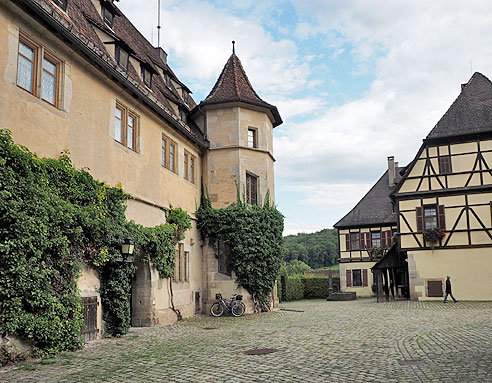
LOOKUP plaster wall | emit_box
[339,262,376,297]
[407,248,492,300]
[1,7,203,327]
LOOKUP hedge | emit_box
[279,276,340,302]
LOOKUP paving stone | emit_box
[0,299,491,382]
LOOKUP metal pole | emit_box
[157,0,161,48]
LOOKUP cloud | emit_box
[118,0,312,100]
[118,0,492,235]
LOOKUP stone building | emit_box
[0,0,281,337]
[335,72,492,301]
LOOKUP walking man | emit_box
[443,276,457,303]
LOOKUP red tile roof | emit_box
[199,54,282,127]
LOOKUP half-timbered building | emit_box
[334,157,401,297]
[337,72,492,301]
[393,72,492,301]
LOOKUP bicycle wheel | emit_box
[231,302,245,317]
[210,302,224,317]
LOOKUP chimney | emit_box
[155,47,167,65]
[388,156,396,186]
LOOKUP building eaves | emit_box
[15,0,207,149]
[426,72,492,141]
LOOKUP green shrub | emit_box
[303,277,339,298]
[0,130,191,355]
[196,190,284,311]
[282,276,304,301]
[278,276,340,301]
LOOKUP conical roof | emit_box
[199,53,282,127]
[427,72,492,139]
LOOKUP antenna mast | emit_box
[157,0,161,48]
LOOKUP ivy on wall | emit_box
[196,190,284,310]
[0,130,190,359]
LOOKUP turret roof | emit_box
[199,53,282,127]
[427,72,492,140]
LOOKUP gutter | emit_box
[14,0,209,149]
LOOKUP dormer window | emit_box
[102,5,114,27]
[53,0,68,11]
[164,72,171,86]
[182,90,188,105]
[115,45,128,70]
[141,65,152,88]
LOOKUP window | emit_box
[246,173,257,205]
[248,128,257,148]
[164,73,171,86]
[352,269,362,287]
[141,66,152,87]
[438,155,452,174]
[182,90,189,105]
[161,134,176,172]
[424,205,438,230]
[17,36,62,107]
[183,150,196,183]
[102,6,114,27]
[417,205,445,233]
[115,46,128,70]
[41,56,58,106]
[350,232,360,251]
[371,232,381,248]
[52,0,68,10]
[17,38,37,94]
[190,156,195,184]
[217,241,231,276]
[184,152,188,180]
[173,243,188,282]
[114,104,137,151]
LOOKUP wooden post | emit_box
[383,269,389,301]
[376,270,383,302]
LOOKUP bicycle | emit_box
[210,293,245,317]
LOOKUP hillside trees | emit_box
[283,229,338,269]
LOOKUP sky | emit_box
[118,0,492,235]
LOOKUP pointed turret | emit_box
[199,50,282,127]
[427,72,492,139]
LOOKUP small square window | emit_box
[53,0,68,10]
[141,66,152,87]
[115,46,128,70]
[438,155,452,174]
[352,269,362,287]
[102,6,114,27]
[248,128,257,148]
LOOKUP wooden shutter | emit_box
[385,231,392,248]
[345,234,351,251]
[365,232,372,249]
[359,232,366,249]
[362,269,368,286]
[381,231,387,249]
[416,207,423,232]
[346,270,352,287]
[438,205,446,230]
[427,280,443,297]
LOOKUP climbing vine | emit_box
[0,130,190,359]
[196,190,284,310]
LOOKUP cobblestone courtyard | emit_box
[1,299,491,382]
